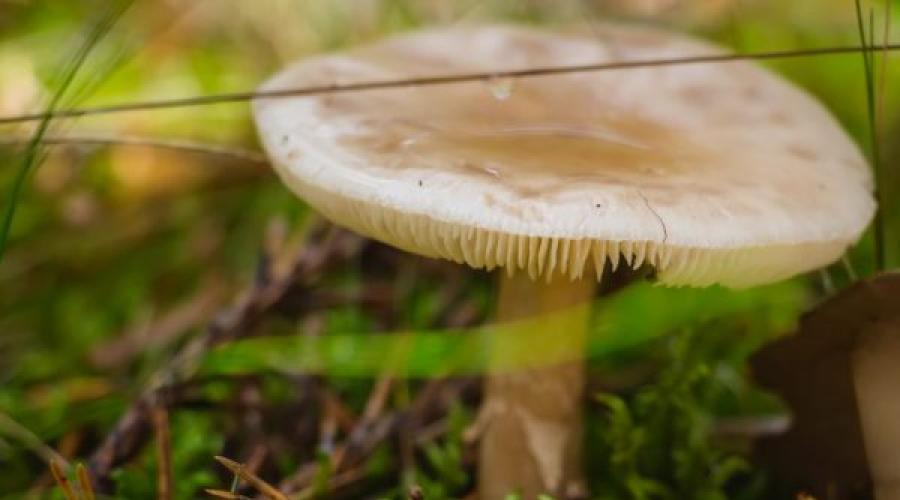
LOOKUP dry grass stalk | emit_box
[205,489,252,499]
[3,43,900,126]
[0,134,268,166]
[152,407,173,500]
[75,464,96,500]
[49,460,78,500]
[0,411,70,467]
[214,455,288,500]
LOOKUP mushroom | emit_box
[753,273,900,500]
[252,24,874,499]
[854,292,900,500]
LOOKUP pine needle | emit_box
[855,0,887,271]
[152,407,173,500]
[205,489,253,499]
[76,464,96,500]
[214,456,288,500]
[49,460,78,500]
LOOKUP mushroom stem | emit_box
[479,271,595,499]
[853,318,900,500]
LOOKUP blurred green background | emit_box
[0,1,898,498]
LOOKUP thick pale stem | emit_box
[479,272,596,500]
[853,317,900,500]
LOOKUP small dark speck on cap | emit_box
[595,203,603,208]
[281,135,289,144]
[418,180,423,187]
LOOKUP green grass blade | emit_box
[0,2,131,263]
[855,0,886,271]
[199,281,804,378]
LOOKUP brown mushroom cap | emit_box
[253,24,874,287]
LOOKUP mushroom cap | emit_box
[253,24,874,288]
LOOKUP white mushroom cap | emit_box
[253,24,874,288]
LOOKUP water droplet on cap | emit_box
[486,76,514,101]
[483,163,502,178]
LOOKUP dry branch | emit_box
[83,222,482,497]
[87,225,365,491]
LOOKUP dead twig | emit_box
[214,456,288,500]
[338,374,394,467]
[320,390,359,434]
[278,291,484,496]
[280,377,478,495]
[152,407,173,500]
[205,489,253,499]
[87,225,364,490]
[86,222,478,496]
[293,464,370,500]
[361,376,394,424]
[90,277,229,369]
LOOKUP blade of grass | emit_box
[842,255,859,282]
[61,31,134,112]
[878,1,892,120]
[0,411,70,467]
[0,2,131,264]
[198,281,803,378]
[878,0,892,268]
[855,0,886,271]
